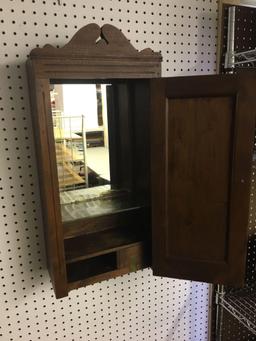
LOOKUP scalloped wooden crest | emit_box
[30,23,161,59]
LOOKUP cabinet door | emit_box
[151,74,256,286]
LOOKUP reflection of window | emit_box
[62,84,98,130]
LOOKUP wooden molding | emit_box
[30,23,161,60]
[28,23,162,79]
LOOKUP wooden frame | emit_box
[27,23,162,298]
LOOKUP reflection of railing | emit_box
[53,115,88,190]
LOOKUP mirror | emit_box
[50,82,134,222]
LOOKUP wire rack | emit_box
[215,160,256,339]
[235,48,256,66]
[224,6,256,69]
[215,3,256,340]
[218,284,256,336]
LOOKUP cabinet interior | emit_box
[49,79,151,287]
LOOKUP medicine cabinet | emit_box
[27,23,256,298]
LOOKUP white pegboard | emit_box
[0,1,217,340]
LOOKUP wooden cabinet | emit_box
[27,23,256,298]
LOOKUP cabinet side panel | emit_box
[27,62,67,298]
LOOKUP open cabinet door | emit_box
[151,74,256,286]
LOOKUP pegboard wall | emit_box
[0,1,218,340]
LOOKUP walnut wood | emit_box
[106,80,151,198]
[30,24,160,58]
[65,228,143,264]
[29,23,161,79]
[27,23,161,298]
[66,252,117,283]
[26,70,67,298]
[67,268,128,292]
[67,242,149,291]
[131,80,151,201]
[151,74,256,286]
[63,206,148,239]
[117,243,150,271]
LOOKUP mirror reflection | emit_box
[50,83,133,222]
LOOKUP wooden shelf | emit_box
[61,191,147,224]
[66,252,117,283]
[67,267,128,290]
[66,242,150,290]
[63,205,148,239]
[65,227,143,264]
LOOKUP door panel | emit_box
[151,75,256,286]
[167,96,233,262]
